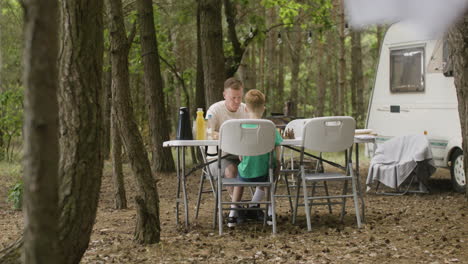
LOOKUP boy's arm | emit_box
[275,146,281,172]
[274,146,281,176]
[275,146,281,166]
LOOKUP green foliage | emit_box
[261,0,304,26]
[260,0,332,30]
[7,180,23,210]
[0,86,23,161]
[0,0,23,87]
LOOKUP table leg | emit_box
[355,143,366,222]
[176,146,181,226]
[182,146,189,228]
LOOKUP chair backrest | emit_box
[284,118,312,139]
[219,119,276,156]
[302,116,355,152]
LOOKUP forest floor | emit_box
[1,158,467,264]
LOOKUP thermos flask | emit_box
[176,107,193,140]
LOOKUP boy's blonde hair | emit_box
[245,89,265,115]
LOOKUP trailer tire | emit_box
[450,149,465,193]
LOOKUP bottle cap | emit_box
[197,108,203,112]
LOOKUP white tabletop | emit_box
[163,139,218,147]
[163,136,375,147]
[353,135,376,144]
[281,139,302,146]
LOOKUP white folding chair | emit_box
[276,119,308,212]
[297,116,363,231]
[276,119,332,221]
[217,119,277,235]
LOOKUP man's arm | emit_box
[206,106,220,139]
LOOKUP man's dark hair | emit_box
[224,77,243,91]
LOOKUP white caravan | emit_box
[366,22,465,192]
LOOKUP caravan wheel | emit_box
[450,149,465,193]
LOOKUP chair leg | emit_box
[208,173,217,199]
[323,181,333,214]
[354,170,366,223]
[292,174,301,224]
[284,174,294,213]
[311,182,317,197]
[213,191,218,230]
[195,172,206,220]
[218,172,223,235]
[207,172,218,228]
[340,180,348,222]
[302,177,312,231]
[271,185,277,234]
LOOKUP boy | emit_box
[227,89,283,227]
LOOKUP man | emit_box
[206,77,248,191]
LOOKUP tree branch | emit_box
[158,55,188,100]
[127,20,138,46]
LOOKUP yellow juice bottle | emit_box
[196,108,205,140]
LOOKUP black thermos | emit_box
[176,107,193,140]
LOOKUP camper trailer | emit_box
[366,22,465,192]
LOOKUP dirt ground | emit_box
[1,159,467,264]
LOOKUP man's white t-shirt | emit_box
[206,100,248,132]
[205,100,248,158]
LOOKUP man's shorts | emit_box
[208,154,240,177]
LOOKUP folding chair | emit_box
[195,146,254,228]
[276,119,332,222]
[297,116,362,231]
[217,119,277,235]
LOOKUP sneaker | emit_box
[266,215,274,226]
[227,216,237,228]
[237,210,246,224]
[245,206,264,221]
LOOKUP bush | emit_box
[0,86,23,161]
[7,180,23,210]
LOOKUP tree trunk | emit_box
[57,1,105,263]
[111,110,127,209]
[107,0,161,243]
[265,7,277,103]
[238,45,256,92]
[315,39,326,117]
[0,6,5,158]
[258,39,265,92]
[136,0,175,173]
[376,25,383,62]
[326,31,338,116]
[199,0,225,106]
[448,13,468,198]
[351,29,364,127]
[250,43,257,90]
[337,0,346,115]
[22,0,61,262]
[277,41,285,114]
[223,0,243,77]
[195,0,206,112]
[288,25,303,117]
[102,65,112,160]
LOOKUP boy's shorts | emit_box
[238,174,268,182]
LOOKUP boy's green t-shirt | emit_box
[238,127,283,179]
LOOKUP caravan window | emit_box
[390,47,425,92]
